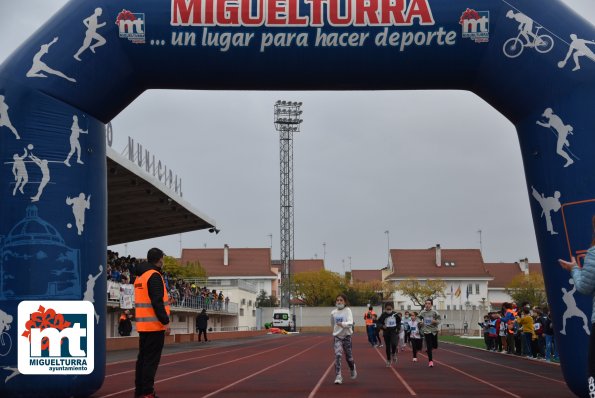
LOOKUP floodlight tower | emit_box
[274,100,303,309]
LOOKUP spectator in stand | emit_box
[543,309,559,362]
[497,312,506,352]
[487,312,498,352]
[479,315,490,350]
[224,295,230,311]
[196,309,209,342]
[502,303,517,354]
[534,308,547,358]
[218,291,224,310]
[119,310,133,336]
[517,307,535,358]
[514,317,523,355]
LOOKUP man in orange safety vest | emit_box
[134,248,170,398]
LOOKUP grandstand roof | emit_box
[386,247,493,279]
[180,247,277,278]
[107,147,216,245]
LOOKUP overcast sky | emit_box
[1,1,594,274]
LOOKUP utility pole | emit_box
[478,229,483,255]
[274,100,303,309]
[384,230,390,268]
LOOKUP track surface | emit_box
[94,333,573,398]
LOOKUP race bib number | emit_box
[335,316,344,323]
[386,316,397,327]
[424,318,432,325]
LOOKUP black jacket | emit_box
[196,312,209,330]
[118,317,132,336]
[377,311,401,335]
[135,261,169,325]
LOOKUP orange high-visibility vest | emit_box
[364,310,376,326]
[134,269,170,332]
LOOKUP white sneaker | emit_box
[393,356,398,365]
[413,358,418,362]
[350,365,357,379]
[386,360,391,367]
[334,375,343,384]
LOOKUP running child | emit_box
[377,302,401,367]
[397,312,406,351]
[407,311,422,362]
[331,294,357,384]
[372,313,383,348]
[419,298,441,368]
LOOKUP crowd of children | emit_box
[478,302,559,361]
[335,297,442,384]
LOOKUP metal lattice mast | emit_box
[274,100,303,309]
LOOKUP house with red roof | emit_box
[386,244,494,311]
[181,245,277,329]
[485,259,543,308]
[271,259,325,298]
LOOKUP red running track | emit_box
[94,333,574,398]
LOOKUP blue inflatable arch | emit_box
[0,0,593,396]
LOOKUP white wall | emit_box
[392,280,491,311]
[260,306,487,335]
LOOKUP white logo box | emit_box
[18,300,94,375]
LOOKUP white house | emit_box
[386,245,494,311]
[181,245,277,329]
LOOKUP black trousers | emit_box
[424,333,438,361]
[411,338,422,358]
[383,330,398,360]
[198,328,208,341]
[135,331,165,396]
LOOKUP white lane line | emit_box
[98,338,305,398]
[418,353,521,398]
[106,346,239,377]
[440,347,566,385]
[307,361,335,398]
[201,338,327,398]
[374,346,417,396]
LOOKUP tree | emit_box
[291,270,344,306]
[162,256,208,279]
[395,277,447,309]
[256,289,279,307]
[342,280,393,306]
[505,273,546,307]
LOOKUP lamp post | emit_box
[384,230,390,268]
[274,100,303,312]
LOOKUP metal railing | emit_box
[184,278,259,294]
[170,295,238,313]
[107,281,239,313]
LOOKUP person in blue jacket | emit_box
[558,216,595,393]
